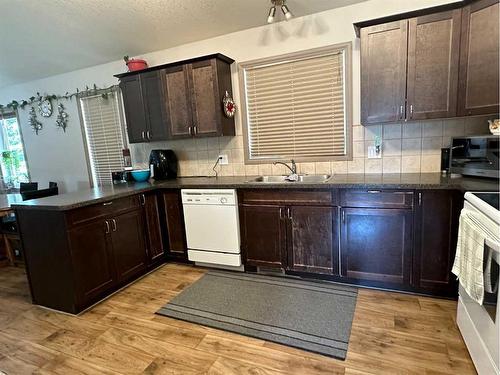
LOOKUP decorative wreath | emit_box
[222,91,236,118]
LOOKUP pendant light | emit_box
[266,0,293,23]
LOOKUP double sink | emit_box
[247,174,333,184]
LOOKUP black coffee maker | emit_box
[149,150,178,180]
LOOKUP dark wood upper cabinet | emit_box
[162,65,193,139]
[141,71,168,141]
[141,192,165,265]
[162,190,188,259]
[117,54,235,141]
[361,20,408,124]
[340,207,413,285]
[120,75,147,143]
[406,10,461,120]
[68,218,115,306]
[413,190,461,295]
[458,0,500,116]
[287,206,338,275]
[241,205,286,269]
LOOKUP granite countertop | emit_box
[12,173,499,211]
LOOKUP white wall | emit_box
[0,0,457,191]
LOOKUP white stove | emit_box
[457,192,500,375]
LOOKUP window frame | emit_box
[77,87,128,187]
[238,42,353,164]
[0,110,31,186]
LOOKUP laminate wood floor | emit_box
[0,264,475,374]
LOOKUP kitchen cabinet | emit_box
[68,218,115,306]
[161,57,235,139]
[288,206,338,275]
[141,192,165,266]
[360,1,499,124]
[120,71,167,143]
[117,54,235,142]
[16,194,154,314]
[413,190,462,295]
[240,205,286,269]
[240,190,336,273]
[162,190,188,260]
[360,20,408,124]
[406,9,462,120]
[111,209,147,283]
[340,207,413,285]
[458,0,500,116]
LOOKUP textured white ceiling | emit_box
[0,0,367,88]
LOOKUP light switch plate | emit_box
[218,154,229,165]
[367,146,381,159]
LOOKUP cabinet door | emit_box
[413,190,461,295]
[341,208,413,285]
[458,0,500,116]
[361,20,408,124]
[162,66,193,139]
[288,206,338,275]
[120,75,146,143]
[406,10,461,120]
[111,209,147,283]
[162,190,187,258]
[241,205,286,269]
[68,219,115,306]
[189,60,219,137]
[142,193,165,265]
[140,71,168,141]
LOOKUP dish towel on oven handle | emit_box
[452,208,500,305]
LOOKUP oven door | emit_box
[457,243,499,375]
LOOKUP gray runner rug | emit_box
[156,271,358,359]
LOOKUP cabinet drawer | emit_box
[67,195,141,226]
[340,190,413,209]
[240,190,336,206]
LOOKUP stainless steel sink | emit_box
[249,174,332,183]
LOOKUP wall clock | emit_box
[38,99,53,117]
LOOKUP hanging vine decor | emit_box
[55,103,69,132]
[28,107,43,135]
[0,84,116,114]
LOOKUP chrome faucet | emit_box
[273,159,297,175]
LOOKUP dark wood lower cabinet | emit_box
[413,190,462,295]
[288,206,338,275]
[241,205,286,269]
[68,218,115,307]
[340,207,413,285]
[162,190,188,260]
[111,209,148,284]
[141,192,165,266]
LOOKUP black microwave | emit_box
[450,136,499,179]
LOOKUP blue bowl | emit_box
[131,169,150,182]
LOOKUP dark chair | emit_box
[20,182,38,193]
[21,186,58,201]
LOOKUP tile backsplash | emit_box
[130,115,495,177]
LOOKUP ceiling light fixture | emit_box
[267,0,293,23]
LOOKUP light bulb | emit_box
[267,6,276,23]
[281,4,293,20]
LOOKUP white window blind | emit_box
[80,91,125,186]
[242,46,350,161]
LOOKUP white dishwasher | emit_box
[181,189,242,270]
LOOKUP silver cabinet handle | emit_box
[140,194,146,206]
[188,126,192,136]
[141,131,146,140]
[279,207,283,219]
[193,126,197,136]
[102,201,113,206]
[287,207,291,220]
[342,210,345,223]
[367,190,381,194]
[399,105,404,120]
[147,130,151,140]
[409,104,414,119]
[111,219,117,232]
[418,192,422,206]
[105,220,110,234]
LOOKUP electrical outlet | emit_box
[367,146,381,159]
[218,154,229,165]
